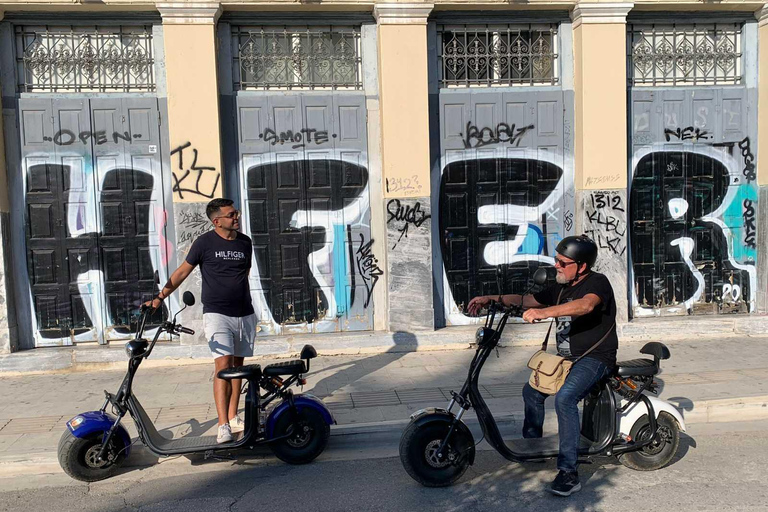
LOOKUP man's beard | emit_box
[555,272,570,285]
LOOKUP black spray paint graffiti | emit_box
[259,128,334,149]
[171,142,220,200]
[355,233,383,308]
[440,158,564,310]
[584,192,627,257]
[664,127,711,142]
[564,210,574,232]
[460,122,535,149]
[247,159,369,325]
[387,199,431,250]
[177,209,211,245]
[630,151,753,310]
[44,129,143,146]
[26,164,167,338]
[743,199,756,249]
[738,137,756,183]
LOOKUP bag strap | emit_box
[540,287,565,352]
[574,322,616,363]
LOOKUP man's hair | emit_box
[206,198,235,220]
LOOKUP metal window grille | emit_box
[232,26,362,90]
[15,25,155,93]
[437,24,559,87]
[629,23,743,86]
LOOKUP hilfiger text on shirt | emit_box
[215,250,246,260]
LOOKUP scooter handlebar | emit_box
[177,326,195,335]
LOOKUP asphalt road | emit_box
[0,420,764,512]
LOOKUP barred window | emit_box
[629,23,743,86]
[15,25,155,93]
[232,26,362,90]
[437,24,559,88]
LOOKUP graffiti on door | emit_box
[630,144,757,315]
[439,150,573,325]
[25,161,170,344]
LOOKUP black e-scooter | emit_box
[58,292,335,482]
[399,268,685,487]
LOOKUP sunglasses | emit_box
[554,257,577,268]
[214,210,241,220]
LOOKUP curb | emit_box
[1,394,766,476]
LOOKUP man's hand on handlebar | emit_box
[467,295,496,316]
[522,308,549,323]
[142,297,163,312]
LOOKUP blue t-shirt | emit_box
[185,230,255,317]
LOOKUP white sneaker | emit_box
[217,423,233,444]
[229,415,245,433]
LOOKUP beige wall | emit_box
[378,23,430,199]
[573,21,628,190]
[758,9,768,187]
[162,22,223,202]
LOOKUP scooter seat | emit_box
[217,364,262,380]
[615,358,658,377]
[263,359,306,376]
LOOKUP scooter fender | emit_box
[266,394,336,439]
[618,395,686,436]
[66,411,132,456]
[408,408,476,465]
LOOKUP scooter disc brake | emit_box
[84,444,113,469]
[639,424,672,456]
[424,440,452,469]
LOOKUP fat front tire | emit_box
[619,412,681,471]
[269,408,330,465]
[57,429,127,482]
[399,421,471,487]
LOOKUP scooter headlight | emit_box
[124,339,149,358]
[475,327,494,345]
[68,415,85,429]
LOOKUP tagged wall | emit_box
[436,89,575,324]
[18,98,172,345]
[235,93,377,335]
[630,88,757,316]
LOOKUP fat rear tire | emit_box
[618,412,680,471]
[57,429,126,482]
[269,408,330,464]
[399,421,471,487]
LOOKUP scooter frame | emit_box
[424,301,684,468]
[66,303,334,464]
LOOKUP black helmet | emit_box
[555,235,598,269]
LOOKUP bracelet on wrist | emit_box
[155,295,165,302]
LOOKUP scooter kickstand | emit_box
[204,449,237,461]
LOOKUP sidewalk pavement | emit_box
[0,334,766,476]
[3,314,768,375]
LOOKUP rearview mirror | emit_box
[533,268,549,286]
[182,291,196,307]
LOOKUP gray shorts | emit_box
[204,313,257,359]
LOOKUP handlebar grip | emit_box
[178,326,195,335]
[140,304,149,312]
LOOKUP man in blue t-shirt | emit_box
[144,198,255,444]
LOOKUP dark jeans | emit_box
[522,357,611,473]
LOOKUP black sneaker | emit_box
[549,470,581,497]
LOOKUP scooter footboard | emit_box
[66,411,132,456]
[618,395,686,435]
[266,394,335,439]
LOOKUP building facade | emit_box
[0,0,766,352]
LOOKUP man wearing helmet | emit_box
[467,235,617,497]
